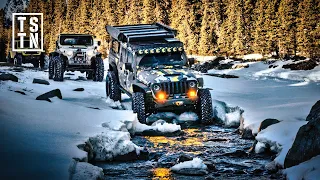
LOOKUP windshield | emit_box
[60,35,93,46]
[138,52,185,67]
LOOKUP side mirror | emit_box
[97,41,101,46]
[125,63,133,72]
[188,58,195,66]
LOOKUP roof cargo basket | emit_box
[106,23,177,43]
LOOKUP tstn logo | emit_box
[12,13,43,52]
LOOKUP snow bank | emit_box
[283,155,320,180]
[212,100,243,127]
[69,161,104,180]
[88,131,142,161]
[254,61,320,82]
[255,121,307,166]
[170,158,207,171]
[243,54,263,60]
[126,118,181,134]
[146,112,198,124]
[177,112,199,121]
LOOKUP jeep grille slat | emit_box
[157,80,192,96]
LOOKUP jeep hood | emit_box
[137,68,198,85]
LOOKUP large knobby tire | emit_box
[32,58,39,68]
[93,57,104,82]
[106,71,121,101]
[132,94,137,113]
[53,56,64,81]
[14,54,22,66]
[48,57,54,79]
[39,53,45,69]
[133,92,146,124]
[197,89,213,125]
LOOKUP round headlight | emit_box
[66,50,73,56]
[189,81,196,88]
[153,84,161,91]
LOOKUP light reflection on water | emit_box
[152,168,172,180]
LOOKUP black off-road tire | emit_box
[132,94,137,113]
[14,54,22,66]
[48,57,54,79]
[133,92,146,124]
[39,53,45,69]
[197,89,213,125]
[86,71,93,80]
[93,57,104,82]
[106,71,121,101]
[32,58,39,68]
[53,56,64,81]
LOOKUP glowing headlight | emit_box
[66,50,73,56]
[189,81,196,88]
[87,50,95,57]
[153,84,161,91]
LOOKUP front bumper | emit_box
[153,97,197,112]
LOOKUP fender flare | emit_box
[132,82,151,93]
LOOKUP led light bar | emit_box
[137,46,184,55]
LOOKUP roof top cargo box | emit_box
[106,23,177,43]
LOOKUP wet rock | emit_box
[14,90,26,95]
[178,154,193,163]
[306,100,320,122]
[65,73,75,75]
[282,59,317,70]
[258,119,281,132]
[284,101,320,168]
[12,67,24,72]
[269,65,278,68]
[232,63,249,69]
[171,168,208,176]
[265,161,278,173]
[241,127,254,139]
[73,88,84,91]
[114,149,149,161]
[69,160,104,180]
[0,73,18,82]
[203,161,216,171]
[135,129,182,137]
[33,78,50,85]
[222,150,248,158]
[205,138,229,142]
[205,73,239,79]
[158,154,180,167]
[87,107,100,110]
[36,89,62,102]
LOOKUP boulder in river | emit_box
[284,100,320,168]
[282,59,318,70]
[73,88,84,91]
[33,78,50,85]
[0,73,18,82]
[69,160,104,180]
[258,119,281,132]
[14,90,26,95]
[306,100,320,122]
[171,168,208,176]
[36,89,62,102]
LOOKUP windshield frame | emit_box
[137,52,186,68]
[59,35,93,46]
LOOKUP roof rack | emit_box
[106,23,177,43]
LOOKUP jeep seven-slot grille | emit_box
[159,81,189,96]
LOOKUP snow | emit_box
[255,121,307,166]
[212,100,242,127]
[69,161,104,180]
[88,131,142,161]
[177,112,199,121]
[284,155,320,180]
[126,118,181,134]
[243,54,263,60]
[170,158,207,171]
[0,62,138,179]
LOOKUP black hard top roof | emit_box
[59,34,94,36]
[106,23,178,43]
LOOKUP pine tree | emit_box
[142,0,156,24]
[253,0,268,55]
[126,0,142,25]
[232,0,246,55]
[115,0,127,25]
[296,0,318,57]
[278,0,299,56]
[265,0,280,56]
